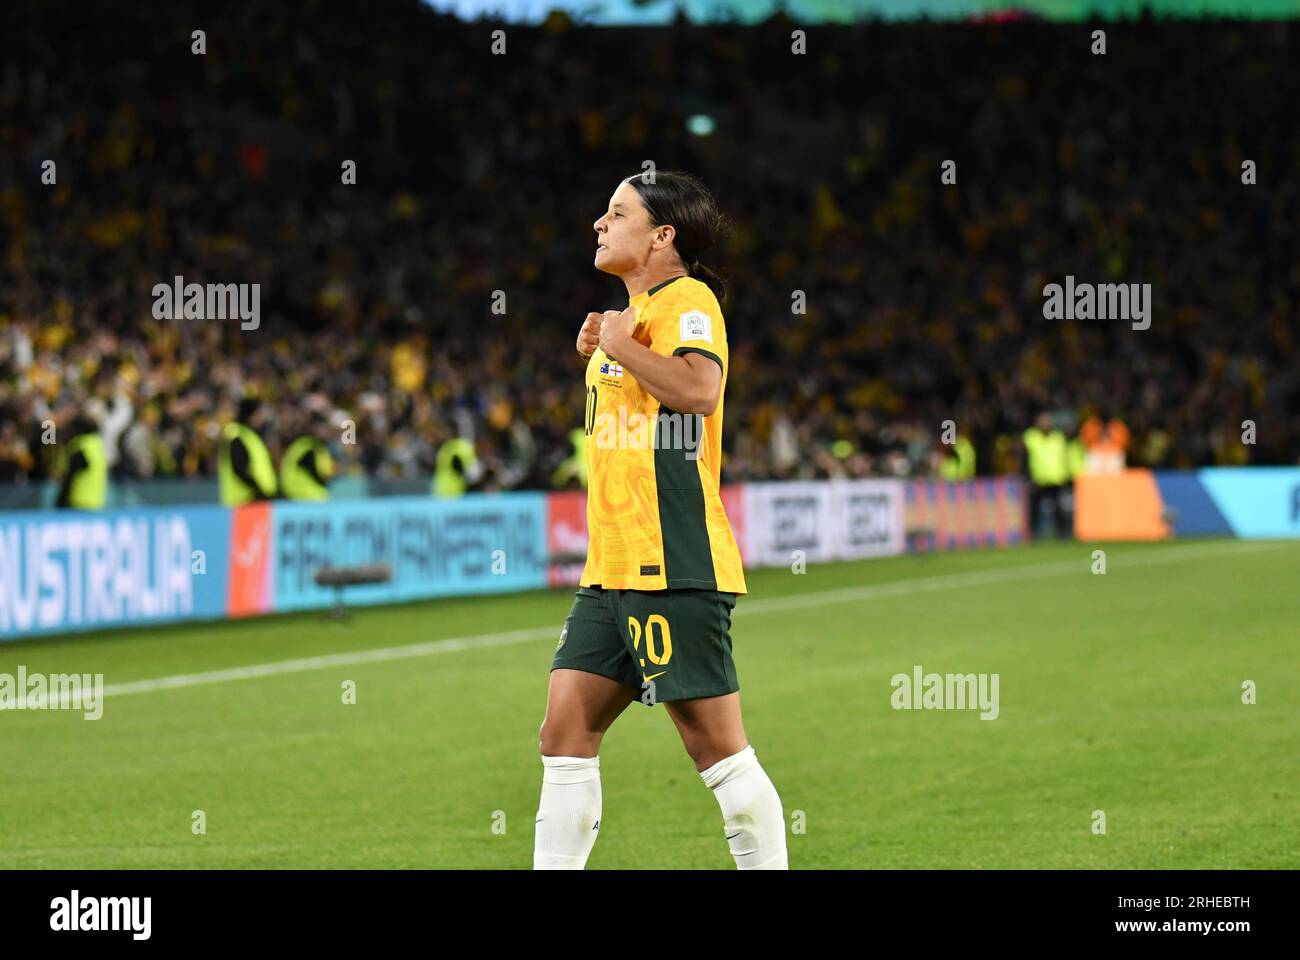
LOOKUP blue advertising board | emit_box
[0,506,231,639]
[271,494,548,612]
[1196,467,1300,538]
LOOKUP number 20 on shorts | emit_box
[627,614,672,667]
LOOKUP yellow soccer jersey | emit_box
[579,275,746,594]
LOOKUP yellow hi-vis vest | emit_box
[280,436,333,501]
[219,422,277,506]
[1068,438,1086,478]
[65,432,108,509]
[940,436,976,480]
[550,428,588,489]
[433,437,477,499]
[1023,428,1071,486]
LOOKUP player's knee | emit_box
[682,737,720,770]
[682,734,745,771]
[538,716,599,758]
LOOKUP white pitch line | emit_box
[2,626,558,709]
[1,539,1289,708]
[734,539,1287,616]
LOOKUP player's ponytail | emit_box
[685,260,728,305]
[623,171,731,307]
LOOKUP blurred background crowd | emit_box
[2,2,1297,496]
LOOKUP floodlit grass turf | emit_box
[1,539,1296,869]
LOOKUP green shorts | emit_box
[551,586,740,705]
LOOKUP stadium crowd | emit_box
[2,3,1296,493]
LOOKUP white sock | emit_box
[700,745,788,870]
[533,755,602,870]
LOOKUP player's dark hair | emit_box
[623,170,730,306]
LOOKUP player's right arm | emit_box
[576,312,601,361]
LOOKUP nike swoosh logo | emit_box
[726,832,741,841]
[643,671,667,681]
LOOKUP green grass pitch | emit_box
[2,538,1296,869]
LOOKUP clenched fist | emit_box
[598,307,637,361]
[576,312,601,361]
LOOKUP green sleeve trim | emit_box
[672,346,723,374]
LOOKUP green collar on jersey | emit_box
[643,275,685,298]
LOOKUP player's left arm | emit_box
[597,305,723,415]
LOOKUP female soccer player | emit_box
[532,171,787,870]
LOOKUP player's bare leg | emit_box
[662,692,748,771]
[666,693,789,870]
[538,668,637,757]
[533,669,638,869]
